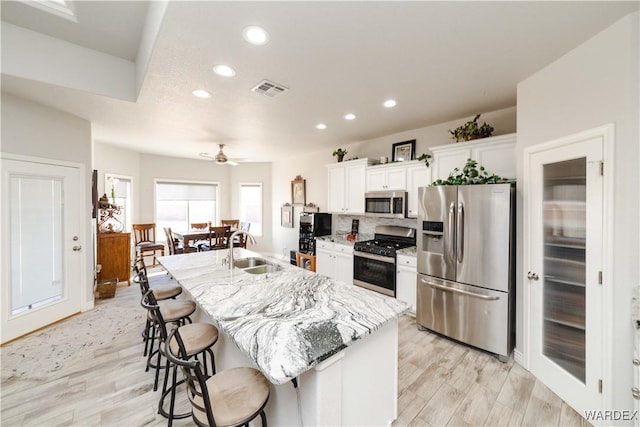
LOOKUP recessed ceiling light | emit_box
[192,89,211,98]
[344,113,356,120]
[213,64,236,77]
[383,99,397,108]
[316,123,327,130]
[243,26,270,45]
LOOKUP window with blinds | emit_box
[156,181,218,235]
[239,183,262,236]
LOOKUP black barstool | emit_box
[135,266,196,392]
[165,327,270,427]
[142,289,219,426]
[134,257,184,357]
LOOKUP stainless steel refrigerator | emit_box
[416,183,515,361]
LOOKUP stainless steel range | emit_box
[353,225,416,296]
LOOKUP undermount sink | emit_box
[232,257,283,275]
[233,257,269,269]
[242,264,283,275]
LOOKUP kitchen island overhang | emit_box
[158,249,408,426]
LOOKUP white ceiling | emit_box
[1,1,638,163]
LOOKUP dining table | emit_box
[173,227,237,253]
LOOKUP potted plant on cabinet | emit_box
[332,148,347,162]
[449,114,494,142]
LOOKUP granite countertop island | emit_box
[157,249,408,385]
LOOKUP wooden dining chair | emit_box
[296,252,316,272]
[240,222,251,232]
[190,222,208,230]
[133,223,165,266]
[199,226,230,251]
[221,219,240,229]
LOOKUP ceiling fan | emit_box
[199,144,240,166]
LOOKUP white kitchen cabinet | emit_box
[366,163,407,191]
[396,254,417,315]
[316,240,354,284]
[326,159,371,214]
[431,133,516,181]
[526,128,605,416]
[405,162,431,218]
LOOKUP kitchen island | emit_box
[158,249,408,426]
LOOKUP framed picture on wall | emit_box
[291,175,306,205]
[392,139,416,162]
[281,204,293,228]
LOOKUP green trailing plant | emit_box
[416,153,432,167]
[431,158,512,186]
[449,114,494,142]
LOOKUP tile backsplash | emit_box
[334,214,418,236]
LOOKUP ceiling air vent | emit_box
[251,79,289,98]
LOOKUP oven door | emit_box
[353,252,396,296]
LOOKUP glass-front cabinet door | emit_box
[527,132,604,416]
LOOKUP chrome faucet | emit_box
[228,230,256,269]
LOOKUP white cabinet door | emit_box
[526,129,604,416]
[406,164,431,218]
[366,169,387,191]
[334,252,354,285]
[327,166,346,212]
[385,168,406,190]
[345,163,366,214]
[433,148,471,181]
[316,247,334,278]
[396,255,417,315]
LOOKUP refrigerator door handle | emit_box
[420,278,500,301]
[457,202,464,263]
[447,202,456,262]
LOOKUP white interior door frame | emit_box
[1,152,88,343]
[522,124,614,413]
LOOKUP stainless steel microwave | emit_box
[364,191,407,218]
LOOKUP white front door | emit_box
[1,157,84,343]
[526,131,604,416]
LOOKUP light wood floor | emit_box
[1,279,589,426]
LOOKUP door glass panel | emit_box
[542,158,586,383]
[10,175,64,315]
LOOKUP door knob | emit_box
[73,246,82,251]
[527,271,539,281]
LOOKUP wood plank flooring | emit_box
[1,277,589,426]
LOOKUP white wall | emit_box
[1,92,95,309]
[517,11,639,414]
[94,142,141,223]
[270,106,517,258]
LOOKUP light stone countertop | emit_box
[397,246,418,257]
[316,233,374,246]
[158,249,408,385]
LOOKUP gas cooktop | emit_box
[353,225,416,258]
[354,239,415,257]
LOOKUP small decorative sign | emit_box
[281,204,293,228]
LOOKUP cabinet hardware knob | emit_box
[73,246,82,251]
[634,359,640,366]
[632,387,640,399]
[527,271,539,281]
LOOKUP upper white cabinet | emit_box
[431,133,516,181]
[406,162,431,218]
[366,163,407,191]
[327,158,372,214]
